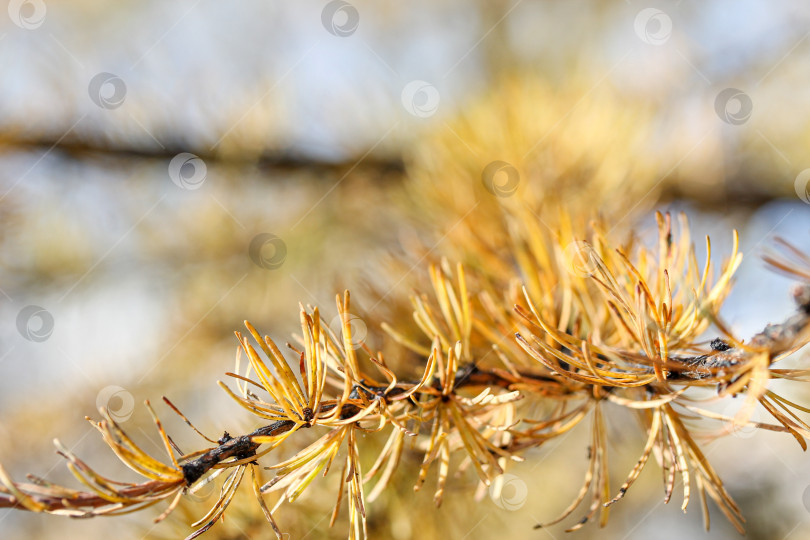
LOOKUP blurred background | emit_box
[1,1,810,539]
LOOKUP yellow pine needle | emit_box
[144,400,180,469]
[240,339,303,421]
[606,408,661,506]
[0,463,47,512]
[244,321,308,409]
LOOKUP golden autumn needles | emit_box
[2,212,810,539]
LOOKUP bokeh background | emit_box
[1,1,810,539]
